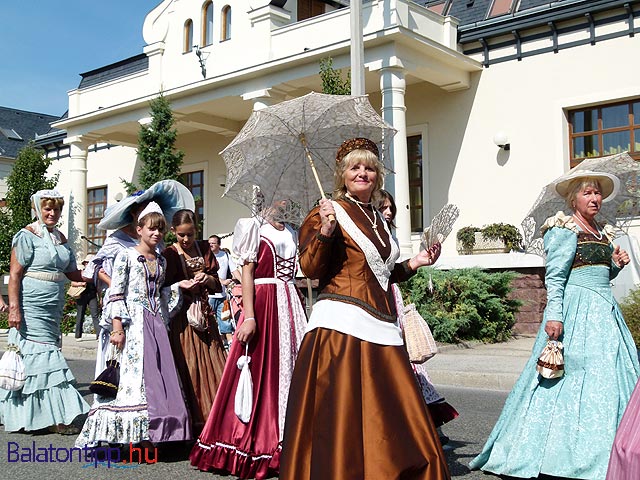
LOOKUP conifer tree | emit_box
[0,143,58,273]
[135,93,185,190]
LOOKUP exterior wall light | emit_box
[493,131,510,151]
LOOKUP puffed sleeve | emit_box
[298,206,336,280]
[103,250,132,327]
[11,230,34,267]
[543,227,578,324]
[232,217,260,265]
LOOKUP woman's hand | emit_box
[8,306,21,329]
[0,296,8,313]
[71,281,86,287]
[318,198,336,237]
[179,278,198,290]
[110,318,126,349]
[545,321,563,340]
[193,272,208,284]
[109,330,126,349]
[411,242,442,270]
[235,318,256,345]
[613,245,630,268]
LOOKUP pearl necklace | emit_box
[573,214,603,240]
[346,193,386,247]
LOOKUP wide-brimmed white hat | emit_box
[554,170,620,202]
[98,180,195,231]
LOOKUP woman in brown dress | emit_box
[162,209,227,434]
[280,138,450,480]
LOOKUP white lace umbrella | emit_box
[522,151,640,256]
[221,92,396,223]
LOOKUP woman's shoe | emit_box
[49,424,80,435]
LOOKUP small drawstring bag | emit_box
[536,339,564,379]
[234,344,253,423]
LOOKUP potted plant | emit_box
[457,223,523,255]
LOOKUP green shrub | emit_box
[0,312,7,329]
[619,286,640,347]
[401,267,522,343]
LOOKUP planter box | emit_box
[457,232,510,255]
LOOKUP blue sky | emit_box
[0,1,158,116]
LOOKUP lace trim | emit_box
[541,211,615,241]
[331,201,399,292]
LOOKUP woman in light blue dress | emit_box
[1,190,89,434]
[470,172,640,479]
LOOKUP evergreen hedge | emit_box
[400,267,522,343]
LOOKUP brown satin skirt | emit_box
[169,311,227,435]
[281,328,450,480]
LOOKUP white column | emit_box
[66,139,89,260]
[242,88,281,111]
[380,67,412,256]
[350,0,365,95]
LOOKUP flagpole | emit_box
[350,0,365,95]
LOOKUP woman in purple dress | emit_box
[75,202,191,449]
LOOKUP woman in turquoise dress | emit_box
[470,171,640,479]
[1,190,89,434]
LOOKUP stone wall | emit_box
[500,267,547,334]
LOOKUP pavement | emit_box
[0,330,536,392]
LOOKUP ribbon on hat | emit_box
[138,201,164,220]
[30,189,64,261]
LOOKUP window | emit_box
[487,0,516,18]
[221,5,231,41]
[181,171,204,237]
[297,0,325,22]
[202,1,214,46]
[184,19,193,53]
[0,127,22,140]
[407,135,423,232]
[86,187,107,253]
[569,99,640,167]
[425,0,450,15]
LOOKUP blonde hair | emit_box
[38,197,64,209]
[333,149,384,203]
[564,177,603,211]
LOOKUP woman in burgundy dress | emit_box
[190,203,307,479]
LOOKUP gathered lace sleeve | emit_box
[543,227,578,324]
[540,211,580,237]
[103,250,132,327]
[232,217,260,265]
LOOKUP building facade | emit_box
[49,0,640,273]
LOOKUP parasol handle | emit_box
[299,134,336,224]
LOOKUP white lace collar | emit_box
[332,200,399,291]
[541,211,615,241]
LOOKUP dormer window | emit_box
[203,1,214,46]
[184,19,194,53]
[221,6,231,41]
[487,0,517,18]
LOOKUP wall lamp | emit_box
[493,131,510,151]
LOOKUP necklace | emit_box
[573,214,603,240]
[346,193,386,247]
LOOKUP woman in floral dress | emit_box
[76,202,191,448]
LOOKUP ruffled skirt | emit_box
[0,329,89,431]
